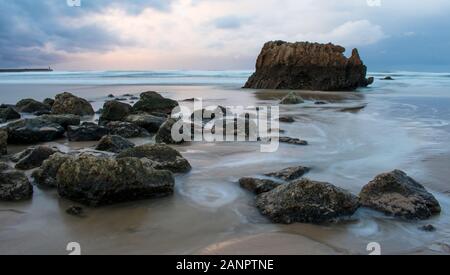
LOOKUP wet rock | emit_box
[0,129,7,155]
[105,121,149,138]
[280,92,304,105]
[239,177,282,195]
[359,170,441,220]
[279,116,295,123]
[56,155,175,206]
[419,224,436,232]
[0,106,21,122]
[256,179,360,224]
[12,146,60,170]
[0,166,33,201]
[314,101,328,105]
[244,41,372,91]
[382,76,394,80]
[66,206,85,217]
[265,166,310,181]
[67,122,109,142]
[132,91,179,114]
[99,100,132,123]
[39,114,80,129]
[124,114,166,133]
[51,92,95,116]
[279,136,308,145]
[95,135,135,153]
[155,118,185,144]
[6,118,65,144]
[32,153,73,187]
[108,94,115,98]
[117,143,191,173]
[15,98,51,114]
[43,98,55,107]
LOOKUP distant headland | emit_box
[0,67,53,73]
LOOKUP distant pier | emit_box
[0,67,53,73]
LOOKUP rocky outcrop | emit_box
[239,177,282,195]
[56,155,175,206]
[67,122,109,142]
[32,153,73,187]
[0,163,33,201]
[51,92,95,116]
[15,98,51,114]
[39,114,80,129]
[99,101,132,123]
[155,118,184,144]
[105,121,150,138]
[244,41,373,91]
[359,170,441,220]
[256,179,360,224]
[280,92,304,105]
[265,166,310,181]
[117,144,191,173]
[132,91,178,114]
[0,106,21,122]
[0,129,7,155]
[95,135,135,153]
[6,118,65,144]
[12,146,60,170]
[43,98,55,107]
[124,114,166,133]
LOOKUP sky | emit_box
[1,0,450,71]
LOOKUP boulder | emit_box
[15,98,51,114]
[117,143,191,173]
[32,153,73,187]
[239,177,281,195]
[0,165,33,201]
[132,91,179,114]
[99,100,132,123]
[279,116,295,123]
[0,129,7,155]
[155,118,185,144]
[124,114,166,133]
[51,92,95,116]
[279,136,308,145]
[12,146,60,170]
[67,122,109,142]
[280,92,304,105]
[56,155,175,206]
[0,106,21,122]
[6,118,65,144]
[105,121,149,138]
[265,166,310,181]
[39,114,80,129]
[244,41,372,91]
[382,76,394,81]
[95,135,135,153]
[43,98,55,107]
[359,170,441,220]
[256,179,360,224]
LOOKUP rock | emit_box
[279,136,308,145]
[67,122,109,142]
[99,100,132,123]
[56,155,175,206]
[66,206,85,217]
[359,170,441,220]
[32,153,73,187]
[314,101,328,105]
[34,110,51,116]
[15,98,51,114]
[115,97,127,101]
[244,41,372,91]
[117,143,191,173]
[0,129,7,155]
[256,179,360,224]
[95,135,135,153]
[124,114,166,133]
[366,77,375,85]
[0,106,21,122]
[39,114,80,129]
[239,177,281,195]
[280,92,304,105]
[6,118,65,144]
[105,121,149,138]
[12,146,60,170]
[155,118,185,144]
[0,166,33,201]
[265,166,310,181]
[43,98,55,107]
[108,94,115,98]
[132,91,179,114]
[382,76,394,80]
[51,92,95,116]
[419,224,436,232]
[279,116,295,123]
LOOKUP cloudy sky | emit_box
[1,0,450,71]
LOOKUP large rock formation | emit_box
[244,41,373,91]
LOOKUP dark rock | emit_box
[265,166,310,181]
[32,153,72,187]
[0,129,7,155]
[43,98,55,107]
[382,76,394,80]
[256,178,360,224]
[279,116,295,123]
[95,108,103,115]
[419,224,436,232]
[67,122,109,142]
[244,41,372,91]
[366,77,375,85]
[122,94,133,97]
[124,114,166,133]
[95,135,135,153]
[0,106,21,122]
[339,104,367,113]
[239,177,281,195]
[6,118,65,144]
[39,114,80,129]
[280,92,304,105]
[51,92,95,116]
[117,143,191,173]
[279,136,308,145]
[105,121,150,138]
[100,100,132,123]
[56,155,175,206]
[155,118,185,144]
[314,101,328,105]
[132,91,179,114]
[359,170,441,220]
[0,166,33,201]
[107,94,115,98]
[115,97,127,101]
[15,98,51,114]
[12,146,60,170]
[66,206,85,217]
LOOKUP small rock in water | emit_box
[0,165,33,201]
[279,136,308,145]
[265,166,310,181]
[382,76,394,80]
[108,94,115,98]
[280,92,304,105]
[419,224,436,232]
[132,91,179,114]
[279,116,295,123]
[314,101,327,105]
[66,206,85,217]
[0,106,21,122]
[95,135,135,153]
[67,122,110,142]
[51,92,95,116]
[15,98,51,114]
[13,146,60,170]
[239,177,282,195]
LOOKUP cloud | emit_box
[211,15,249,29]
